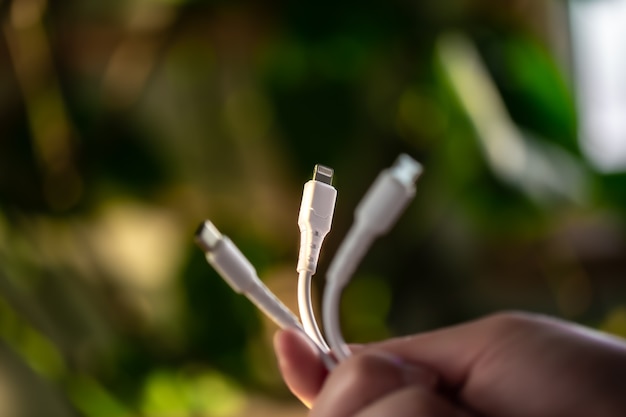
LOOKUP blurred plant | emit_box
[0,0,625,416]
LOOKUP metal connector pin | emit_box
[194,221,223,252]
[313,164,334,185]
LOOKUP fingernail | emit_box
[273,330,288,370]
[273,328,320,369]
[292,328,322,355]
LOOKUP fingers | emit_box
[276,312,626,417]
[369,312,540,387]
[274,313,537,412]
[353,385,472,417]
[273,328,328,407]
[310,349,438,417]
[274,332,467,417]
[370,312,626,417]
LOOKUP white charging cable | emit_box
[296,165,337,352]
[323,154,423,361]
[195,220,336,369]
[196,155,422,369]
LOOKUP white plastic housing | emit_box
[297,180,337,273]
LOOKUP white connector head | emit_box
[390,154,423,191]
[195,220,308,334]
[195,219,338,368]
[324,154,423,361]
[352,153,421,237]
[195,221,256,294]
[297,164,338,274]
[326,154,422,290]
[195,221,223,252]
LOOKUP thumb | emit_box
[310,349,439,417]
[274,328,328,407]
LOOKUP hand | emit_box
[274,312,626,417]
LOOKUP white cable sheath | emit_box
[298,270,330,351]
[324,154,423,361]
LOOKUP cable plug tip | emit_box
[391,154,423,190]
[195,220,223,252]
[313,164,334,185]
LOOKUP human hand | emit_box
[274,312,626,417]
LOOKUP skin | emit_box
[273,312,626,417]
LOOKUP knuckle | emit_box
[485,310,541,331]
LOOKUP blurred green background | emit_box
[1,0,626,416]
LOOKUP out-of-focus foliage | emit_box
[0,0,625,416]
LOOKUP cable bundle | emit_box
[195,154,423,369]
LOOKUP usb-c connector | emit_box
[195,221,300,326]
[324,154,423,360]
[195,220,336,369]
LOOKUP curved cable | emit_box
[298,270,330,352]
[323,280,351,361]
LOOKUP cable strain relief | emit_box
[297,231,320,274]
[296,258,317,274]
